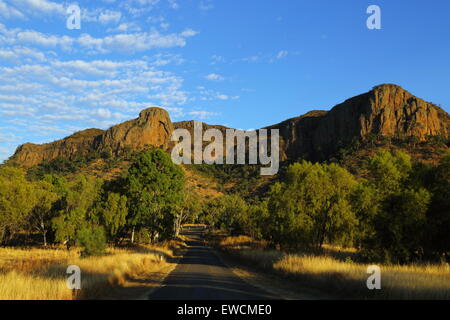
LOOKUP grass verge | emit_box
[0,240,185,300]
[211,233,450,300]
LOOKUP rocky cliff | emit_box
[98,107,173,155]
[9,84,450,167]
[268,84,449,161]
[10,107,173,167]
[11,128,104,167]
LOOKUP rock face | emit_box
[269,84,450,161]
[98,107,173,154]
[11,129,104,167]
[10,107,174,167]
[9,85,450,167]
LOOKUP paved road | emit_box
[148,227,279,300]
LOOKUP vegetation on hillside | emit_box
[202,149,450,264]
[0,149,201,256]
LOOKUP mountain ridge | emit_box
[9,84,450,167]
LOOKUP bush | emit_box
[76,225,107,257]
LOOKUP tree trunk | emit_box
[40,219,47,247]
[131,226,135,244]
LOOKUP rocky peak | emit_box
[98,106,174,155]
[272,84,449,161]
[8,85,449,167]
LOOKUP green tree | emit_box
[240,200,269,240]
[358,150,433,263]
[125,149,185,243]
[76,225,107,256]
[375,188,430,263]
[174,190,203,237]
[217,194,248,233]
[267,161,357,249]
[367,149,412,194]
[52,174,102,249]
[409,152,450,260]
[425,152,450,259]
[29,180,58,246]
[0,167,36,244]
[99,192,128,242]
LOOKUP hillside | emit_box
[9,84,450,172]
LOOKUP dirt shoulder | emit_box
[99,239,187,300]
[213,246,336,300]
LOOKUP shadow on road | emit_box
[148,226,279,300]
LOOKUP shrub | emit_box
[76,225,107,257]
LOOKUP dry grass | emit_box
[218,236,450,300]
[0,243,179,300]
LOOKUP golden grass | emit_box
[218,236,450,300]
[0,244,177,300]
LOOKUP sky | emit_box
[0,0,449,162]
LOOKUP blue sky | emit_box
[0,0,449,161]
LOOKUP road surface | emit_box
[148,226,279,300]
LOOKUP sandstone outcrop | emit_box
[11,128,104,167]
[11,107,173,167]
[269,84,449,161]
[10,85,449,167]
[98,107,173,155]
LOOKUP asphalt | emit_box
[148,226,279,300]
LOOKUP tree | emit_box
[76,225,107,256]
[358,150,433,263]
[217,195,248,233]
[240,200,269,240]
[174,190,202,238]
[51,174,102,249]
[99,192,128,242]
[0,167,36,244]
[366,149,412,195]
[267,161,357,249]
[202,197,226,228]
[410,152,450,260]
[29,180,58,246]
[374,188,430,263]
[125,149,185,243]
[425,152,450,259]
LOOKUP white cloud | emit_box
[50,59,147,77]
[205,73,224,81]
[94,108,112,119]
[217,94,228,100]
[0,131,17,143]
[78,30,197,53]
[199,0,214,11]
[197,88,238,102]
[167,0,179,9]
[0,56,191,141]
[210,55,225,64]
[108,22,142,33]
[0,24,199,54]
[241,55,260,63]
[99,10,122,25]
[10,0,65,16]
[180,29,198,37]
[276,50,288,59]
[0,0,25,19]
[188,110,218,120]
